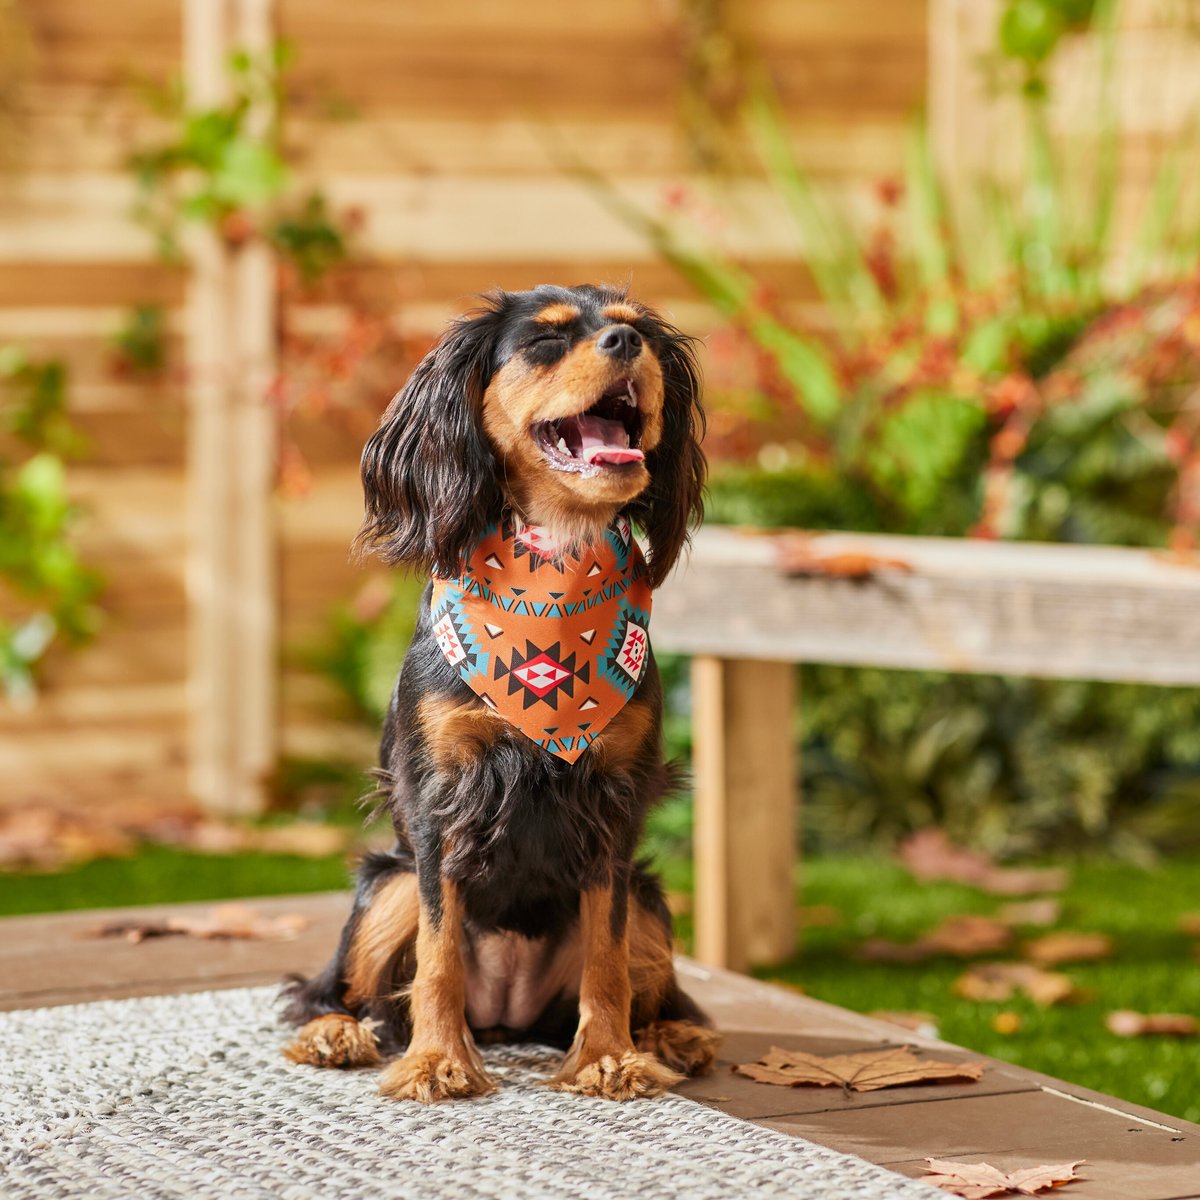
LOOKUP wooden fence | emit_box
[1,0,1196,814]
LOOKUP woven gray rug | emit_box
[0,987,945,1199]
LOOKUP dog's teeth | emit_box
[557,437,570,454]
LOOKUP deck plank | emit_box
[2,892,1198,1199]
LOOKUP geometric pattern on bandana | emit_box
[430,513,652,762]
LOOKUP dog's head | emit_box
[356,284,705,587]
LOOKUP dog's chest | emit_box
[463,929,581,1031]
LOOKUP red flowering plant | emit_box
[584,80,1200,855]
[592,87,1200,554]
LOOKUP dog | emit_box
[281,283,718,1102]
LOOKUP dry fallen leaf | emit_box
[857,914,1013,963]
[91,903,310,944]
[775,535,912,581]
[954,962,1078,1007]
[0,800,352,871]
[999,899,1062,928]
[1022,932,1112,967]
[250,822,348,857]
[0,806,134,871]
[733,1045,983,1092]
[923,1157,1084,1198]
[1106,1010,1198,1037]
[898,830,1067,896]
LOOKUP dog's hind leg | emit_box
[281,851,420,1068]
[628,875,720,1078]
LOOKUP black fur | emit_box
[283,284,708,1054]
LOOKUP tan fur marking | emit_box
[534,302,581,325]
[417,694,509,771]
[602,303,643,324]
[378,878,495,1102]
[628,894,675,1018]
[551,883,683,1099]
[283,1013,382,1069]
[343,871,420,1007]
[590,700,656,773]
[482,337,665,545]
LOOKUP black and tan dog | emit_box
[282,284,718,1102]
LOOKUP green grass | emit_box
[751,856,1200,1126]
[3,844,1197,1125]
[0,846,354,916]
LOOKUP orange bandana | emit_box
[430,515,652,763]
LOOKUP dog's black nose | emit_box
[596,324,643,361]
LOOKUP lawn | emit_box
[2,845,1197,1125]
[756,856,1200,1126]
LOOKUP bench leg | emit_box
[691,656,797,972]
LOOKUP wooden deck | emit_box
[3,892,1198,1200]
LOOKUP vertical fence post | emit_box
[691,656,798,972]
[182,0,277,815]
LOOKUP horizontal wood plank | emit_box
[655,528,1200,685]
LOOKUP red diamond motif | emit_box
[512,652,571,697]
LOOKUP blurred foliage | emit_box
[998,0,1099,95]
[127,43,349,280]
[312,9,1200,858]
[575,32,1200,857]
[0,347,100,705]
[317,574,427,725]
[110,304,169,377]
[121,45,410,500]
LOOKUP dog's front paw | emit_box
[379,1048,495,1103]
[283,1014,381,1069]
[552,1050,683,1101]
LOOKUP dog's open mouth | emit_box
[533,380,645,474]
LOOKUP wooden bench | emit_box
[654,527,1200,971]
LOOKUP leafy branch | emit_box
[0,348,100,705]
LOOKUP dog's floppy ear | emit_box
[631,322,706,588]
[355,306,504,574]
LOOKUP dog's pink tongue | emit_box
[577,414,644,465]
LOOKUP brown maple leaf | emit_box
[1106,1010,1198,1037]
[1022,932,1112,967]
[733,1045,984,1092]
[923,1157,1083,1198]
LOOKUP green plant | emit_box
[998,0,1098,96]
[0,347,100,704]
[128,44,348,278]
[110,304,168,377]
[577,17,1200,856]
[316,574,427,724]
